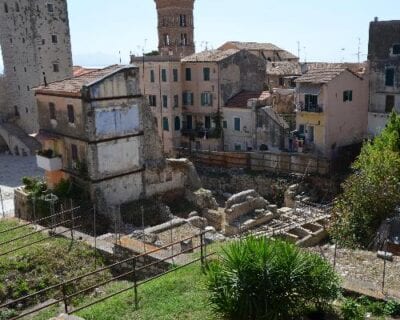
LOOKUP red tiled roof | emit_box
[72,66,100,77]
[34,65,124,96]
[225,91,271,108]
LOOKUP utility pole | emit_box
[297,41,301,60]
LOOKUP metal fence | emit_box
[0,230,213,320]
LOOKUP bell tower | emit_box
[155,0,195,57]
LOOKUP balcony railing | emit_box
[296,102,324,113]
[181,127,221,139]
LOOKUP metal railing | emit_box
[0,230,213,320]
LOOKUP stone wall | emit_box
[0,0,73,133]
[197,166,340,206]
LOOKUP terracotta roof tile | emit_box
[181,49,240,62]
[266,61,301,76]
[34,65,125,96]
[295,67,348,84]
[225,90,271,108]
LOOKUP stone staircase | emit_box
[0,122,41,156]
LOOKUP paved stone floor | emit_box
[0,154,44,216]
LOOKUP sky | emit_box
[1,0,400,71]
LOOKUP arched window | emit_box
[174,116,181,131]
[163,117,169,131]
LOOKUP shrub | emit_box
[331,112,400,248]
[341,298,364,320]
[206,237,340,320]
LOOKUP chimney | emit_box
[43,72,48,87]
[374,17,379,22]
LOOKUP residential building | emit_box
[368,19,400,136]
[0,0,73,134]
[219,41,299,63]
[266,61,301,89]
[180,49,266,151]
[223,90,289,152]
[130,56,183,155]
[295,67,368,158]
[34,65,195,213]
[155,0,195,57]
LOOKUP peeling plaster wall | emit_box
[0,0,73,133]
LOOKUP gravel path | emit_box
[0,154,44,216]
[310,245,400,298]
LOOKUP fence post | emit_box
[61,283,69,314]
[70,201,75,241]
[333,243,337,270]
[132,258,139,310]
[0,188,4,218]
[200,232,205,268]
[93,205,97,270]
[382,240,388,294]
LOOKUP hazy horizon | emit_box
[1,0,400,73]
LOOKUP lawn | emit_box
[0,218,110,319]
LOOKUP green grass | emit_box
[33,263,219,320]
[0,218,110,317]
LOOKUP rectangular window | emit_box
[181,33,188,46]
[234,144,242,151]
[393,44,400,55]
[203,67,210,81]
[304,94,318,108]
[299,124,305,133]
[234,117,241,131]
[161,69,167,82]
[51,35,58,43]
[174,95,179,108]
[47,3,54,12]
[163,117,169,131]
[183,91,194,106]
[162,95,168,108]
[49,102,56,120]
[150,70,155,83]
[185,68,191,81]
[15,2,19,12]
[67,104,75,123]
[149,95,157,107]
[71,144,78,161]
[223,120,227,129]
[385,95,395,113]
[201,92,213,106]
[386,68,395,87]
[173,69,178,82]
[53,63,59,72]
[186,115,193,130]
[14,105,19,117]
[279,77,284,86]
[179,14,186,27]
[343,90,353,102]
[4,3,8,13]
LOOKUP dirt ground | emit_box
[310,244,400,298]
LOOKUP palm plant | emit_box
[206,237,340,320]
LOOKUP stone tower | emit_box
[0,0,73,133]
[155,0,195,57]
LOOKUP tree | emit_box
[331,112,400,248]
[206,237,340,320]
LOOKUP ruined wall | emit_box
[220,51,266,104]
[0,0,73,133]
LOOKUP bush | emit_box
[206,237,340,320]
[331,112,400,248]
[341,298,364,320]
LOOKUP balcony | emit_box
[181,127,221,139]
[36,150,62,171]
[296,102,323,113]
